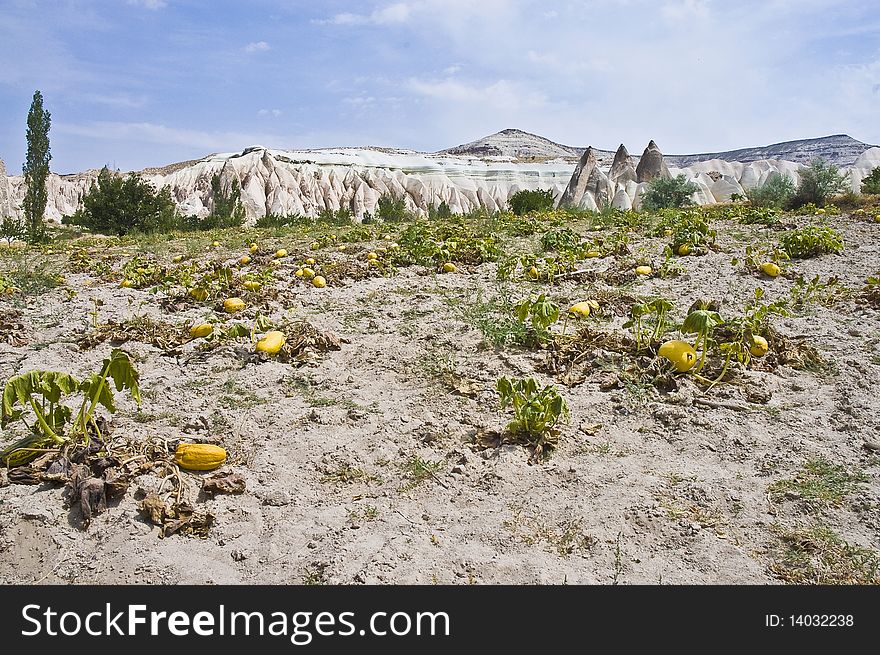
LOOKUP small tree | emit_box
[22,90,51,243]
[65,167,177,235]
[1,214,25,243]
[508,189,555,215]
[641,174,699,211]
[428,200,453,220]
[746,172,796,209]
[206,172,245,228]
[861,166,880,195]
[792,158,848,208]
[375,193,410,222]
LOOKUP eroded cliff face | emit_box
[3,141,879,226]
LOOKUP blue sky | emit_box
[1,0,878,173]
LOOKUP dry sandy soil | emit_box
[0,207,878,585]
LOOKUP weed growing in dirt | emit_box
[780,225,843,259]
[496,376,569,458]
[768,524,880,584]
[769,457,867,507]
[399,455,444,492]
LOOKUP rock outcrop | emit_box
[609,144,637,186]
[559,147,598,208]
[1,133,876,226]
[635,140,671,183]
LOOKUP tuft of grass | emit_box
[768,524,880,585]
[218,378,267,409]
[399,455,444,492]
[503,507,596,557]
[769,457,867,507]
[321,463,377,485]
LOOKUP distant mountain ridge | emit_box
[438,129,876,167]
[2,128,879,225]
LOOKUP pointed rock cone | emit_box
[609,144,637,185]
[559,146,598,207]
[636,140,671,183]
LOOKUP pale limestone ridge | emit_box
[2,133,878,226]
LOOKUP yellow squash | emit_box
[677,244,691,256]
[239,255,251,265]
[658,340,697,372]
[761,262,780,278]
[242,280,261,291]
[275,249,288,258]
[174,443,226,471]
[189,323,213,338]
[255,330,286,354]
[635,265,653,276]
[750,335,769,357]
[223,297,246,313]
[442,262,457,273]
[312,276,327,288]
[568,301,597,319]
[302,267,316,280]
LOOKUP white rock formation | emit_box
[2,139,878,226]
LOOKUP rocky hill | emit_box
[1,130,878,225]
[441,129,876,167]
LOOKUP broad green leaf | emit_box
[2,370,80,427]
[105,349,141,405]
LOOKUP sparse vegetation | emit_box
[508,188,555,215]
[860,166,880,194]
[746,172,796,209]
[641,174,699,211]
[780,225,843,259]
[65,167,178,235]
[791,158,849,208]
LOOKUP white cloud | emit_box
[442,64,461,76]
[258,108,283,117]
[82,93,148,109]
[324,2,412,25]
[661,0,711,23]
[127,0,167,9]
[55,121,283,152]
[244,41,270,53]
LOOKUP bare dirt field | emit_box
[1,204,879,585]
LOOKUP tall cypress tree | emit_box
[22,90,52,243]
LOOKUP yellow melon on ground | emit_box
[658,340,697,372]
[255,330,285,355]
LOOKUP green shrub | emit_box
[641,174,699,211]
[253,213,309,229]
[746,172,796,209]
[781,225,844,259]
[428,200,453,220]
[317,208,353,225]
[861,166,880,195]
[202,172,245,229]
[375,193,411,222]
[64,167,177,236]
[508,189,555,216]
[792,158,849,208]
